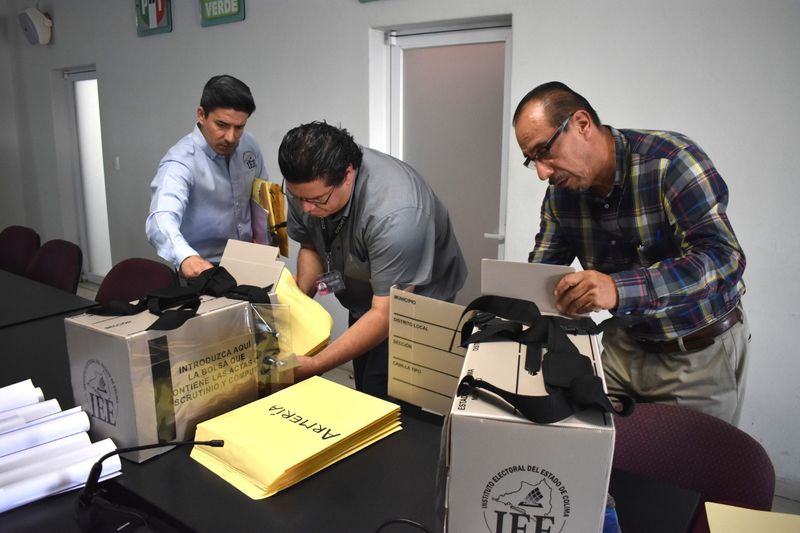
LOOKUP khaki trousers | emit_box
[601,307,750,424]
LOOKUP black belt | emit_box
[636,307,743,353]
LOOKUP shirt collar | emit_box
[609,126,630,192]
[193,124,227,161]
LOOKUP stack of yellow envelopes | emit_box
[190,376,402,499]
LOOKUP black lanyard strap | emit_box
[320,215,349,256]
[87,266,273,331]
[455,294,634,424]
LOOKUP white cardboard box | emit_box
[388,287,467,415]
[445,328,614,533]
[388,261,577,415]
[65,296,257,462]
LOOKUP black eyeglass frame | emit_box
[523,112,575,169]
[281,178,337,206]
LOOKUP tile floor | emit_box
[77,282,800,514]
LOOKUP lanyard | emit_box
[320,215,348,271]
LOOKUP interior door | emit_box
[390,27,511,305]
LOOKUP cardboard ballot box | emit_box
[65,296,258,463]
[445,330,614,533]
[387,261,577,416]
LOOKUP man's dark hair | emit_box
[278,121,364,186]
[512,81,601,127]
[200,75,256,116]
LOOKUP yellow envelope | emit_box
[191,377,401,499]
[275,268,333,357]
[706,502,800,533]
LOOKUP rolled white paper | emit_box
[0,432,91,473]
[0,399,62,435]
[0,410,89,458]
[0,381,43,413]
[0,447,121,513]
[0,438,117,487]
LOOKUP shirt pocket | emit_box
[344,251,371,283]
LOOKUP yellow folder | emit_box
[190,377,401,499]
[251,178,289,257]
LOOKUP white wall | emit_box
[2,0,798,497]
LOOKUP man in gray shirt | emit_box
[279,121,467,397]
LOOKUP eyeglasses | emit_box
[523,112,574,169]
[281,178,337,206]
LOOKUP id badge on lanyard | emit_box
[315,215,347,296]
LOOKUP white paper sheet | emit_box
[0,409,89,458]
[0,399,62,435]
[0,416,25,436]
[0,432,91,473]
[0,438,116,487]
[0,449,121,513]
[0,380,43,413]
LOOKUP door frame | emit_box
[369,24,512,258]
[61,67,111,283]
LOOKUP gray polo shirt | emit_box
[287,147,467,318]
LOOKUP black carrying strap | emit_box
[455,295,633,424]
[87,266,273,331]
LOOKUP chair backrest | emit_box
[0,225,41,275]
[613,402,775,533]
[95,257,178,305]
[24,239,83,294]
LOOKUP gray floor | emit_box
[77,281,800,515]
[773,494,800,515]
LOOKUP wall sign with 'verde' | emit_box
[200,0,245,27]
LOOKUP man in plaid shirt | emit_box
[514,81,749,423]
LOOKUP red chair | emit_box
[0,225,41,275]
[95,258,178,305]
[612,402,775,533]
[24,239,83,294]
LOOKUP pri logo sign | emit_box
[482,464,571,533]
[138,0,168,29]
[82,359,119,426]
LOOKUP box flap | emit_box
[481,259,575,316]
[65,296,243,337]
[388,287,467,415]
[220,240,284,288]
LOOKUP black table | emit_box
[0,406,700,533]
[0,314,80,408]
[0,270,94,329]
[0,407,444,533]
[0,271,93,407]
[610,468,701,533]
[0,286,700,533]
[112,406,444,533]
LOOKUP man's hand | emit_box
[553,270,618,316]
[292,355,320,383]
[180,255,214,279]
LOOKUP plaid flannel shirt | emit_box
[529,127,745,340]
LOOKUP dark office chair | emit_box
[24,239,83,294]
[0,225,41,275]
[612,402,775,533]
[95,257,178,305]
